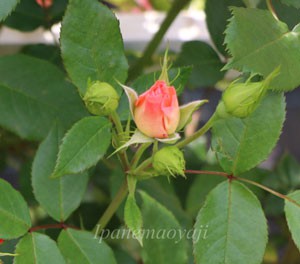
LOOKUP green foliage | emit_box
[194,181,268,264]
[139,191,188,264]
[0,239,18,264]
[0,54,87,141]
[224,7,300,91]
[51,117,112,178]
[185,167,225,218]
[0,179,31,239]
[281,0,300,8]
[58,229,117,264]
[139,178,192,229]
[60,0,128,95]
[114,249,136,264]
[32,124,90,222]
[21,44,63,68]
[284,191,300,251]
[124,195,143,245]
[14,232,65,264]
[243,0,261,7]
[258,1,300,29]
[212,92,285,175]
[205,0,245,55]
[175,41,225,88]
[0,0,20,21]
[264,154,300,192]
[1,0,300,262]
[4,0,67,31]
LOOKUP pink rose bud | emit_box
[36,0,53,8]
[134,80,180,138]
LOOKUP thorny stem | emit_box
[266,0,279,20]
[93,180,128,233]
[127,0,192,81]
[185,170,300,209]
[93,113,130,233]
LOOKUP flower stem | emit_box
[176,113,218,149]
[266,0,278,20]
[93,112,130,233]
[127,0,192,82]
[133,157,152,175]
[185,170,228,177]
[110,111,124,136]
[110,111,130,171]
[93,180,128,233]
[131,143,151,169]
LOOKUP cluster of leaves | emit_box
[1,0,300,263]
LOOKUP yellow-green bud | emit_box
[222,81,265,118]
[220,68,280,118]
[83,81,119,116]
[152,146,185,177]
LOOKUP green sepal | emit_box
[158,47,170,85]
[177,100,208,131]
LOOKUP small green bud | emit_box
[83,81,119,116]
[220,68,280,118]
[222,81,265,118]
[152,146,185,177]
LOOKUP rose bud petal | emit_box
[0,239,4,245]
[134,80,180,138]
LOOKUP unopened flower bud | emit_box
[153,146,185,177]
[223,81,265,118]
[83,81,119,116]
[0,239,4,245]
[134,80,180,138]
[220,68,279,118]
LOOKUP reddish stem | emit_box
[29,223,80,233]
[185,169,300,209]
[185,170,229,178]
